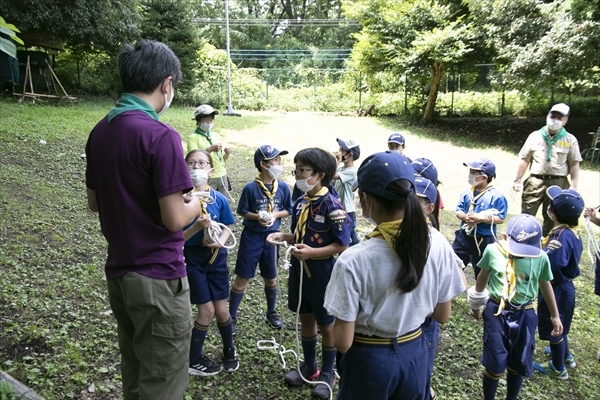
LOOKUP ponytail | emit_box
[394,192,430,292]
[364,180,431,293]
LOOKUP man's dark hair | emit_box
[118,39,182,93]
[294,148,337,187]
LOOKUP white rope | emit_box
[256,242,334,400]
[192,190,215,204]
[463,208,500,256]
[467,286,490,311]
[585,216,600,272]
[204,221,237,249]
[258,210,275,228]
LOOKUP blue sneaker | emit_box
[533,361,569,380]
[543,347,576,368]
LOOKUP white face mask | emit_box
[158,81,174,116]
[200,122,213,132]
[190,169,209,186]
[546,207,557,221]
[468,173,484,186]
[296,176,316,193]
[546,118,563,132]
[361,195,376,226]
[267,164,283,178]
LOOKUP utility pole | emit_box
[223,0,241,117]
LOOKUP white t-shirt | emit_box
[324,228,466,338]
[333,165,357,213]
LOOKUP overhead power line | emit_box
[229,49,351,61]
[194,18,360,27]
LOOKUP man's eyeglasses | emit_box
[187,160,210,168]
[292,168,314,176]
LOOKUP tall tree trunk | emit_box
[422,61,446,122]
[281,0,295,19]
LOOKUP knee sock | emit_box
[550,339,566,370]
[505,368,523,400]
[217,317,234,351]
[321,345,337,374]
[190,321,209,365]
[564,335,571,357]
[482,369,502,400]
[264,284,277,314]
[302,335,318,370]
[229,287,244,320]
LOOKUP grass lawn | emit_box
[1,98,599,399]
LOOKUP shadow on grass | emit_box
[373,115,600,164]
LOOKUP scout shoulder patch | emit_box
[328,209,347,224]
[546,239,563,252]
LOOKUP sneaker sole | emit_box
[188,367,222,376]
[223,362,240,372]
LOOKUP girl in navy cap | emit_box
[324,151,465,399]
[533,186,584,379]
[468,214,563,400]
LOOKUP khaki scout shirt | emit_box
[518,130,582,176]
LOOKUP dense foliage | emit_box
[2,0,599,115]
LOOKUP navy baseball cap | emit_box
[415,177,438,205]
[412,158,439,186]
[388,133,405,145]
[547,186,584,217]
[355,151,415,201]
[463,157,496,179]
[254,145,289,167]
[506,214,542,258]
[336,138,361,161]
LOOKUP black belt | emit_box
[531,174,565,180]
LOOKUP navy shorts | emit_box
[481,299,537,377]
[422,317,439,377]
[538,280,575,341]
[235,229,278,280]
[452,229,495,277]
[184,246,229,305]
[288,257,334,326]
[337,329,429,400]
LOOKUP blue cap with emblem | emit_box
[547,186,584,217]
[412,158,439,186]
[415,177,438,205]
[254,145,289,168]
[506,214,542,258]
[354,151,415,201]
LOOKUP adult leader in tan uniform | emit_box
[513,103,582,236]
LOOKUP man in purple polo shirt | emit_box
[85,40,201,400]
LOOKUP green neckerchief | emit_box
[107,93,159,123]
[194,127,223,161]
[540,126,567,162]
[194,127,212,144]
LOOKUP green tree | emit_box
[344,0,478,121]
[140,0,203,100]
[0,0,140,53]
[466,0,600,100]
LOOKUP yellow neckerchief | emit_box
[541,224,580,248]
[468,184,493,214]
[255,174,278,212]
[493,240,517,315]
[367,220,402,255]
[294,186,328,244]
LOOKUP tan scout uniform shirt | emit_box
[518,130,582,176]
